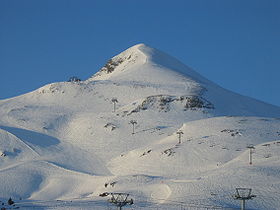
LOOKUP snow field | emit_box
[0,44,279,209]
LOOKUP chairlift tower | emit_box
[130,120,137,134]
[111,98,118,112]
[176,130,184,144]
[233,188,256,210]
[247,145,255,165]
[108,193,133,210]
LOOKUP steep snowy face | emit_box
[137,44,213,85]
[88,44,209,88]
[89,44,148,80]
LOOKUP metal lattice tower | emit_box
[108,193,133,210]
[233,188,256,210]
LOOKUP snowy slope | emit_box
[0,44,280,209]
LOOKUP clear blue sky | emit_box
[1,0,279,106]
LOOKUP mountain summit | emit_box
[89,43,209,85]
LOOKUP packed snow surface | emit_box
[0,44,280,209]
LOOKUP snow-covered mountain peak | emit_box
[1,44,280,209]
[128,43,147,50]
[88,44,209,86]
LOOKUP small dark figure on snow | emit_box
[8,197,14,205]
